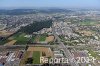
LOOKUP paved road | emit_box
[52,26,79,66]
[3,45,56,47]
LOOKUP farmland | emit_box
[0,30,14,37]
[0,32,30,45]
[5,40,16,46]
[39,35,46,41]
[26,47,53,64]
[80,21,100,26]
[20,51,31,66]
[27,47,53,57]
[38,35,54,43]
[45,36,54,42]
[20,47,53,65]
[88,49,100,59]
[29,35,37,43]
[9,32,30,45]
[32,51,40,64]
[0,32,54,45]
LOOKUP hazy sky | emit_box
[0,0,100,9]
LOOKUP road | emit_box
[52,26,79,66]
[3,45,56,47]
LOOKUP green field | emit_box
[80,21,100,26]
[0,32,30,45]
[32,51,40,64]
[30,35,36,43]
[88,49,100,59]
[11,32,29,44]
[39,35,46,41]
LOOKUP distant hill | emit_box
[0,8,73,15]
[0,9,37,15]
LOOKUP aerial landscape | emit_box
[0,0,100,66]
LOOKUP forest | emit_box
[20,20,52,34]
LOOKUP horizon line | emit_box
[0,7,100,10]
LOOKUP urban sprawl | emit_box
[0,9,100,66]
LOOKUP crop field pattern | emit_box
[10,33,29,44]
[32,51,40,64]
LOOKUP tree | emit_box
[25,58,33,64]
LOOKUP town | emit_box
[0,8,100,66]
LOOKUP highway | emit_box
[52,26,79,66]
